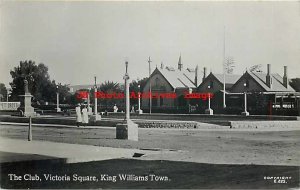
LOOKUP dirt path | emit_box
[1,124,299,166]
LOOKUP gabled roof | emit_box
[198,73,241,90]
[152,67,197,89]
[213,74,242,88]
[247,71,295,92]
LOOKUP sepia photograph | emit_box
[0,0,299,189]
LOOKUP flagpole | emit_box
[148,56,152,114]
[223,26,226,108]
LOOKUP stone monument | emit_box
[116,61,138,141]
[19,79,36,117]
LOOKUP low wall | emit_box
[0,102,20,111]
[0,112,299,127]
[102,113,298,127]
[135,120,200,129]
[230,121,300,129]
[0,116,204,129]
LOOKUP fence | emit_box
[0,102,20,111]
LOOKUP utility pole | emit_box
[148,56,152,114]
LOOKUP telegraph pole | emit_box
[148,56,152,114]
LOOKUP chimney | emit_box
[178,55,182,71]
[195,65,198,87]
[283,66,288,88]
[266,64,272,88]
[202,67,207,82]
[160,62,164,69]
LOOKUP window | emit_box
[209,81,214,88]
[160,96,164,106]
[244,80,249,88]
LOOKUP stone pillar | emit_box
[94,87,97,115]
[137,85,143,114]
[87,89,92,115]
[91,78,101,121]
[205,93,213,115]
[116,61,138,141]
[19,80,36,117]
[241,92,249,116]
[56,92,61,112]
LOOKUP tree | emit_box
[99,81,121,93]
[56,83,72,104]
[9,60,71,104]
[0,83,8,102]
[130,77,148,105]
[249,64,262,72]
[98,81,122,110]
[290,78,300,92]
[224,57,235,74]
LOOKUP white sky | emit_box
[1,1,300,87]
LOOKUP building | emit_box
[141,56,201,112]
[231,65,295,93]
[230,64,299,115]
[69,84,101,94]
[194,70,241,112]
[197,70,241,93]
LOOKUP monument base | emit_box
[116,119,138,141]
[23,107,36,117]
[137,109,143,114]
[87,107,93,115]
[241,111,250,116]
[90,114,101,122]
[19,94,36,117]
[205,108,214,115]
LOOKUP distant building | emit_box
[69,84,101,94]
[142,56,201,111]
[231,65,295,93]
[195,71,241,112]
[230,64,299,115]
[197,72,241,93]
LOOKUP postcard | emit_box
[0,1,299,189]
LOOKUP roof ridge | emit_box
[182,73,196,86]
[250,71,267,85]
[177,78,188,88]
[272,74,283,85]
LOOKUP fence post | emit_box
[28,116,32,141]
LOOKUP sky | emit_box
[1,1,300,87]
